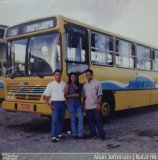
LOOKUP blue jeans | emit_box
[51,101,66,138]
[68,103,83,137]
[86,108,105,137]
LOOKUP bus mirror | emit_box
[30,58,34,63]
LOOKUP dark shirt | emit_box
[67,83,82,105]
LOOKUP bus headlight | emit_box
[7,95,14,100]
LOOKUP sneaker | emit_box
[58,134,66,139]
[52,137,60,143]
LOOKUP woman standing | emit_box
[64,73,83,139]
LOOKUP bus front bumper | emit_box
[2,101,51,116]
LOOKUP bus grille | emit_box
[7,85,46,101]
[15,94,41,100]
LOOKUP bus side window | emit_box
[115,39,135,69]
[91,32,113,66]
[136,45,151,71]
[152,50,158,71]
[115,39,119,54]
[130,44,135,68]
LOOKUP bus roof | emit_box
[5,15,158,50]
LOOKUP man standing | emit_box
[83,69,105,140]
[43,69,66,143]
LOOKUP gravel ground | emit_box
[0,103,158,153]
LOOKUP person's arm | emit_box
[96,83,103,111]
[43,84,52,109]
[44,95,52,109]
[98,95,102,105]
[82,85,86,107]
[64,85,69,98]
[96,95,102,111]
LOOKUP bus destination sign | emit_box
[6,17,57,37]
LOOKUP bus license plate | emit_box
[19,104,31,110]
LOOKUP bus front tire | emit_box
[101,101,115,121]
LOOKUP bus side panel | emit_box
[91,65,138,110]
[150,72,158,105]
[134,90,150,107]
[114,90,151,111]
[150,90,158,105]
[114,91,126,110]
[124,91,140,108]
[136,71,152,107]
[0,88,4,99]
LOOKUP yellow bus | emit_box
[0,27,6,100]
[2,15,158,118]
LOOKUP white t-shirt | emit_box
[43,80,66,101]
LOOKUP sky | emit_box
[0,0,158,47]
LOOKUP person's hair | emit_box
[86,69,93,75]
[68,72,79,84]
[54,69,62,75]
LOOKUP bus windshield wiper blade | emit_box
[11,70,23,79]
[10,65,25,79]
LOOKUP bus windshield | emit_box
[6,32,61,77]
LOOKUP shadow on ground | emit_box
[7,118,51,133]
[114,105,158,118]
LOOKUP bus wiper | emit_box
[6,65,18,78]
[11,70,23,79]
[11,65,24,79]
[6,66,16,72]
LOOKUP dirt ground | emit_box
[0,103,158,153]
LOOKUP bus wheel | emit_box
[101,102,110,119]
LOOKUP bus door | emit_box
[64,24,89,75]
